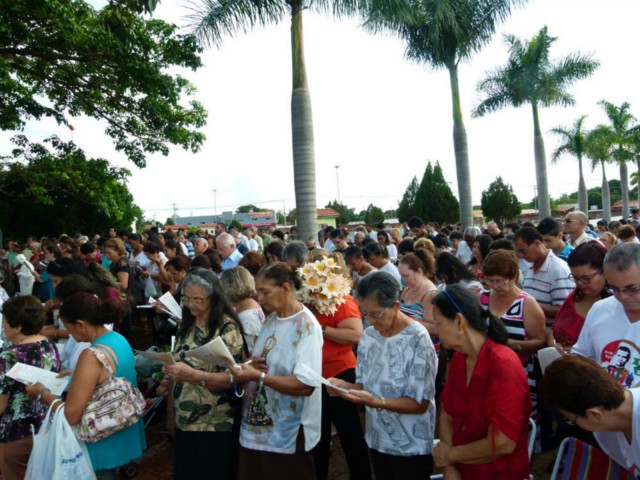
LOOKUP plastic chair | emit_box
[550,437,634,480]
[430,418,537,479]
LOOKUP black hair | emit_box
[264,239,284,262]
[436,252,477,284]
[397,238,415,256]
[55,274,99,301]
[514,226,542,245]
[449,231,463,242]
[256,262,302,291]
[356,271,400,307]
[489,238,515,251]
[60,292,124,326]
[80,242,96,254]
[407,216,425,229]
[345,245,364,259]
[46,258,91,280]
[364,242,389,260]
[432,234,449,249]
[468,234,492,265]
[537,217,561,236]
[432,284,508,344]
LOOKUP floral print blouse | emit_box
[0,339,61,442]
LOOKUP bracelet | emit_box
[259,371,266,388]
[229,373,235,384]
[37,387,50,401]
[199,371,208,387]
[376,395,386,411]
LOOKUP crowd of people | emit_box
[0,211,638,479]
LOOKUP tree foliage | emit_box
[413,161,459,224]
[480,177,521,225]
[326,200,356,227]
[0,136,142,237]
[361,204,385,226]
[236,204,271,213]
[0,0,207,167]
[397,176,419,222]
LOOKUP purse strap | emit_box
[90,345,118,377]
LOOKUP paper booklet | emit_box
[298,364,349,394]
[134,350,176,365]
[185,336,236,368]
[6,363,68,396]
[148,292,182,320]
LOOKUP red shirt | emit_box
[441,338,531,480]
[314,295,359,378]
[553,290,585,351]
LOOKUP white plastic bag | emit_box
[26,402,96,480]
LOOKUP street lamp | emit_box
[213,189,217,218]
[334,165,341,202]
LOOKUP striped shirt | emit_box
[522,250,574,328]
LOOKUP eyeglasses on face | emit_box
[182,295,210,305]
[568,271,602,284]
[562,218,576,224]
[606,283,640,296]
[359,308,387,320]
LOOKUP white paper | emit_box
[6,363,68,396]
[156,292,182,319]
[298,364,349,394]
[185,336,235,367]
[134,350,176,365]
[538,346,563,374]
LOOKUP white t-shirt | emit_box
[237,308,265,352]
[324,238,336,253]
[239,306,322,453]
[572,296,640,389]
[379,261,402,289]
[594,388,640,474]
[386,244,398,264]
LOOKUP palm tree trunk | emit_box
[448,65,472,228]
[290,0,317,243]
[577,155,588,213]
[532,102,551,219]
[620,160,629,219]
[637,158,640,210]
[602,161,611,222]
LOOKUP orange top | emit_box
[315,295,359,378]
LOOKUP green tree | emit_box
[550,115,589,213]
[325,200,356,227]
[188,0,396,244]
[0,136,142,237]
[413,161,459,224]
[474,26,599,219]
[397,176,419,222]
[236,204,271,213]
[165,217,176,226]
[365,0,523,229]
[364,204,385,225]
[480,177,521,225]
[0,0,207,167]
[595,100,637,218]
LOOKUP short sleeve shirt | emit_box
[314,295,359,378]
[172,318,245,432]
[441,339,531,479]
[356,322,438,456]
[0,339,61,442]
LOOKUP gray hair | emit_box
[464,226,482,237]
[356,271,400,308]
[215,232,234,247]
[604,243,640,272]
[282,241,308,265]
[570,211,588,224]
[183,268,217,298]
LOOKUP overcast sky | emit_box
[4,0,640,224]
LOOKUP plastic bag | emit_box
[144,276,157,299]
[26,402,96,480]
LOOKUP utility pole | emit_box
[172,202,178,224]
[334,165,341,202]
[213,189,217,219]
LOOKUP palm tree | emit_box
[595,100,636,219]
[473,26,599,219]
[550,115,589,213]
[585,125,612,221]
[364,0,524,229]
[187,0,393,242]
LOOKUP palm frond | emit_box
[185,0,288,47]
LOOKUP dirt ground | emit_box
[127,420,557,480]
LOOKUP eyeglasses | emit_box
[485,279,510,287]
[182,295,210,305]
[359,308,387,320]
[562,219,575,224]
[565,414,580,426]
[606,283,640,296]
[568,271,602,284]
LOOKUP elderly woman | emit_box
[329,272,438,480]
[553,242,610,353]
[0,296,60,479]
[163,268,247,479]
[479,249,546,426]
[26,292,145,479]
[432,285,531,479]
[219,266,265,352]
[364,243,402,289]
[230,263,323,480]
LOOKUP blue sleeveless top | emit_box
[87,331,146,471]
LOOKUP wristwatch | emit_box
[199,371,209,387]
[376,395,386,411]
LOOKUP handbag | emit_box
[26,400,96,480]
[75,346,146,443]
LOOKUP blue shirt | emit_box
[557,243,573,262]
[221,249,243,270]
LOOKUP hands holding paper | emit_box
[326,377,367,403]
[227,357,267,384]
[164,363,199,384]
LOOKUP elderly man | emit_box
[563,211,596,247]
[216,232,243,270]
[193,237,208,256]
[514,227,575,328]
[281,240,309,270]
[572,243,640,389]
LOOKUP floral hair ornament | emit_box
[297,256,352,315]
